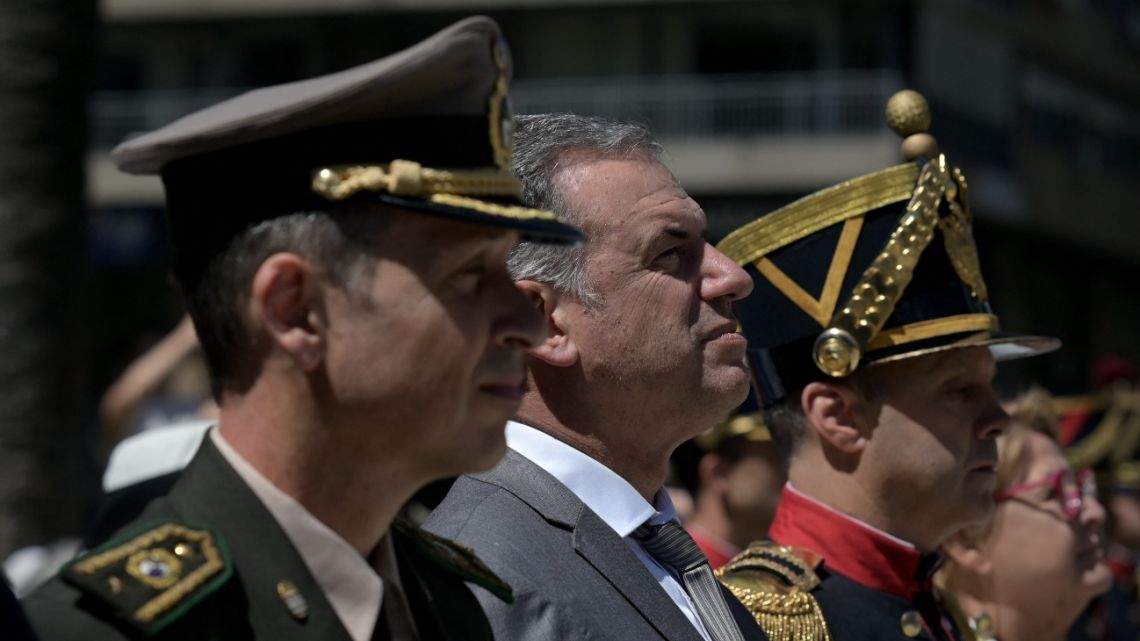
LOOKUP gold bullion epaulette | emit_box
[716,541,832,641]
[61,520,232,635]
[393,518,513,603]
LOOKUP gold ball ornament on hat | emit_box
[886,89,940,161]
[885,90,931,136]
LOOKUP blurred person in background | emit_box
[678,408,785,569]
[98,314,216,452]
[938,387,1112,641]
[1058,356,1140,641]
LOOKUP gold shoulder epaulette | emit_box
[61,520,232,635]
[717,541,832,641]
[393,518,513,603]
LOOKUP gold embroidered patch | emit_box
[718,542,831,641]
[62,521,232,634]
[125,548,182,589]
[394,519,513,603]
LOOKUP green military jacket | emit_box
[23,437,509,641]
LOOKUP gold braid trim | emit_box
[73,524,195,574]
[487,67,512,170]
[70,523,226,625]
[134,538,224,624]
[428,194,557,221]
[717,164,918,266]
[865,313,998,350]
[722,583,832,641]
[311,160,523,201]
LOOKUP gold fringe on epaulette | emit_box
[723,583,832,641]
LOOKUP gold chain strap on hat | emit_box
[311,160,523,201]
[813,154,984,377]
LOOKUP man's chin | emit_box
[711,365,752,405]
[455,423,511,474]
[955,492,997,529]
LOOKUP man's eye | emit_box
[652,247,683,269]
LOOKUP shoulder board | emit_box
[717,541,831,641]
[393,518,513,604]
[61,520,232,636]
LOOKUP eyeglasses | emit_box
[995,467,1097,522]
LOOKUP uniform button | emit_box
[900,610,923,637]
[277,580,309,621]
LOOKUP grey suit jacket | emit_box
[424,449,770,641]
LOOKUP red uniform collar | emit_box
[768,484,940,601]
[685,523,740,570]
[1107,543,1137,584]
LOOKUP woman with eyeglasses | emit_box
[937,387,1113,641]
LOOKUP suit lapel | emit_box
[475,449,706,641]
[572,510,708,641]
[165,437,353,641]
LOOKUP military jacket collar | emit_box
[768,484,942,602]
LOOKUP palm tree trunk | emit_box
[0,0,99,558]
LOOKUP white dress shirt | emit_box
[212,428,418,641]
[506,420,714,641]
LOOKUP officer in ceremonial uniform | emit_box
[683,405,785,569]
[1058,375,1140,641]
[715,90,1059,641]
[24,16,581,641]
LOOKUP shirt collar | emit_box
[210,428,389,641]
[505,420,675,536]
[768,483,940,601]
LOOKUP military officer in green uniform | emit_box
[24,15,581,641]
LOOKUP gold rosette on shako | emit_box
[716,89,1059,406]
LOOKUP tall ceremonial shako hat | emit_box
[111,16,582,291]
[1058,357,1140,493]
[717,90,1059,406]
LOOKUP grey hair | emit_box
[507,113,663,305]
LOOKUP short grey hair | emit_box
[507,113,663,304]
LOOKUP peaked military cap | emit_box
[695,392,771,450]
[718,89,1059,406]
[112,16,582,289]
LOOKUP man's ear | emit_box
[515,279,578,367]
[941,527,993,576]
[249,253,325,372]
[802,382,867,454]
[697,452,729,493]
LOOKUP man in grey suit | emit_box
[425,114,768,641]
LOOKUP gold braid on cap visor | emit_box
[717,154,994,378]
[310,160,559,221]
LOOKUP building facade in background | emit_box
[89,0,1140,394]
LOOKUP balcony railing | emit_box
[511,70,904,139]
[92,70,905,149]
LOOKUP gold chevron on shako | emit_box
[752,217,865,328]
